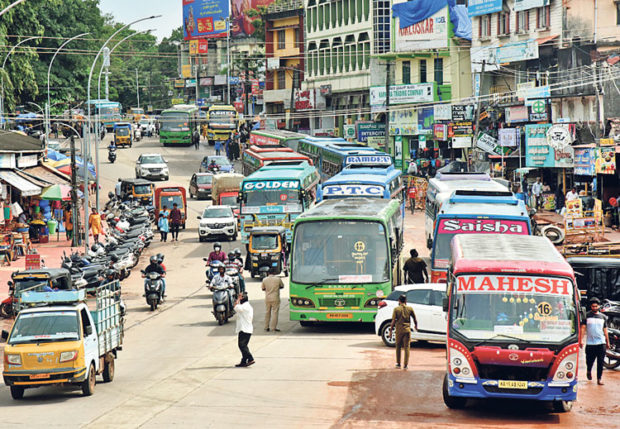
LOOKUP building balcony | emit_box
[263,88,293,104]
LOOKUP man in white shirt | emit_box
[566,187,579,202]
[531,178,543,209]
[234,292,255,367]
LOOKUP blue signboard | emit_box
[574,149,595,176]
[183,0,229,40]
[418,107,434,134]
[356,122,386,143]
[468,0,502,17]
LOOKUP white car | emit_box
[375,283,447,347]
[198,205,237,242]
[135,153,169,181]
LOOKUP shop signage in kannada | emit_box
[600,138,615,146]
[498,128,519,147]
[434,104,452,121]
[505,105,528,123]
[370,83,436,110]
[529,111,548,122]
[433,124,447,141]
[449,122,473,137]
[573,148,595,176]
[525,124,574,168]
[356,122,386,142]
[452,105,474,121]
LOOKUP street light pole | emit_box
[0,36,38,129]
[136,68,140,109]
[84,15,160,250]
[47,32,90,143]
[56,121,83,248]
[0,0,28,17]
[226,17,231,104]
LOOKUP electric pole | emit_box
[69,135,80,247]
[244,55,250,118]
[472,59,486,170]
[288,66,297,130]
[384,62,390,153]
[135,68,140,109]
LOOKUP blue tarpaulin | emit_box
[392,0,446,29]
[451,4,472,40]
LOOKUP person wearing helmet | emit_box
[233,248,243,267]
[105,269,116,282]
[211,264,234,308]
[208,242,227,263]
[225,251,245,293]
[144,255,166,298]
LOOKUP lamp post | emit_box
[0,36,38,129]
[56,121,82,247]
[47,32,90,143]
[94,29,152,212]
[84,15,160,250]
[0,0,28,17]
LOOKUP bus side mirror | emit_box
[442,297,449,312]
[579,306,586,323]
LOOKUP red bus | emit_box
[443,234,580,413]
[242,145,313,176]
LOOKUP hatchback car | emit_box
[197,205,237,241]
[374,283,447,347]
[135,153,169,181]
[189,173,214,200]
[199,155,234,173]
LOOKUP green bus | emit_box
[249,129,306,151]
[159,104,200,146]
[290,198,404,324]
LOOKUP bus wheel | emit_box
[552,400,573,413]
[300,321,314,327]
[442,374,466,409]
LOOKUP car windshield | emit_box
[133,185,151,195]
[220,195,237,207]
[204,157,231,167]
[433,218,530,269]
[160,112,190,131]
[292,220,389,284]
[196,175,213,185]
[9,311,80,344]
[160,195,183,209]
[450,275,577,343]
[140,155,164,164]
[115,127,129,136]
[203,208,232,218]
[13,279,50,293]
[252,234,278,250]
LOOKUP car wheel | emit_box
[380,322,396,347]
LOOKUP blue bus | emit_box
[238,161,320,244]
[297,136,392,181]
[87,99,122,130]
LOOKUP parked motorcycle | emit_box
[142,269,164,311]
[601,299,620,330]
[603,327,620,369]
[0,283,16,318]
[108,146,117,163]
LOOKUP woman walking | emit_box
[158,205,170,242]
[88,207,103,244]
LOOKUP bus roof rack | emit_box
[449,190,519,205]
[435,172,491,181]
[20,290,85,306]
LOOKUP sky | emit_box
[99,0,181,41]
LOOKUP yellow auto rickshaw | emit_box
[248,227,288,278]
[113,122,133,147]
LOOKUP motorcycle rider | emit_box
[207,159,219,173]
[225,251,245,293]
[211,264,234,309]
[233,248,244,268]
[207,242,227,263]
[144,255,166,300]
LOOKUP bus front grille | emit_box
[319,298,358,308]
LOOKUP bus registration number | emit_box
[498,380,527,389]
[326,313,352,319]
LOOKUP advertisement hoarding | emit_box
[231,0,277,37]
[434,104,452,121]
[183,0,229,40]
[370,83,436,111]
[595,147,616,174]
[451,105,474,121]
[468,0,502,17]
[505,105,528,123]
[525,124,574,168]
[393,2,449,51]
[357,122,386,142]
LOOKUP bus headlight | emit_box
[449,348,474,379]
[364,298,381,307]
[551,346,578,383]
[291,297,314,308]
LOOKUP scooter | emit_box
[0,283,16,318]
[108,146,117,163]
[141,269,164,311]
[203,259,225,285]
[209,280,236,325]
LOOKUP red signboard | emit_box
[457,275,572,296]
[233,101,244,113]
[198,39,209,54]
[25,254,41,270]
[294,90,314,110]
[437,219,529,235]
[250,134,280,146]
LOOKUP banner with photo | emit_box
[183,0,229,40]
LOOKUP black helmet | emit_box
[214,242,221,250]
[108,191,114,199]
[91,244,98,252]
[234,248,241,256]
[150,255,158,264]
[228,252,235,260]
[105,269,115,278]
[157,253,164,263]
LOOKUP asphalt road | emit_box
[0,135,618,428]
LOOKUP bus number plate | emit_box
[30,373,50,379]
[326,313,352,319]
[498,380,527,389]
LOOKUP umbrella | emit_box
[50,158,71,169]
[46,149,68,162]
[40,184,73,201]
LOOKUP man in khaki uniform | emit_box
[261,268,284,332]
[388,294,418,369]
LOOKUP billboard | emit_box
[183,0,229,40]
[231,0,277,37]
[393,1,449,52]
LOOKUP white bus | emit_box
[424,172,509,249]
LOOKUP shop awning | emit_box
[19,165,71,186]
[537,34,558,45]
[0,170,41,196]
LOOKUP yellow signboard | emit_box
[171,98,184,105]
[600,138,615,146]
[174,79,185,88]
[189,40,198,55]
[181,64,192,78]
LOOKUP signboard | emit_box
[343,124,355,139]
[546,124,573,149]
[524,85,550,106]
[323,184,385,197]
[468,0,502,17]
[345,155,392,167]
[595,147,616,174]
[515,0,548,11]
[525,124,574,168]
[505,105,529,123]
[394,136,403,169]
[370,83,436,110]
[357,122,386,142]
[498,128,519,147]
[449,122,473,137]
[451,105,474,121]
[200,77,213,86]
[574,148,595,176]
[476,133,501,155]
[266,57,280,70]
[389,108,417,136]
[600,138,615,146]
[565,199,583,218]
[171,98,184,105]
[366,136,385,149]
[529,111,548,122]
[496,40,539,64]
[18,155,38,168]
[418,135,427,149]
[25,254,41,270]
[174,79,185,88]
[433,104,452,121]
[433,124,447,141]
[181,64,192,78]
[185,78,197,88]
[517,81,536,100]
[183,0,229,40]
[231,0,278,37]
[452,136,472,148]
[294,89,315,110]
[319,85,332,96]
[394,4,449,51]
[417,107,434,134]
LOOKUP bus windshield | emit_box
[220,195,237,207]
[9,311,80,345]
[450,274,577,344]
[99,106,119,116]
[292,220,389,284]
[433,218,530,269]
[161,112,190,131]
[243,188,301,211]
